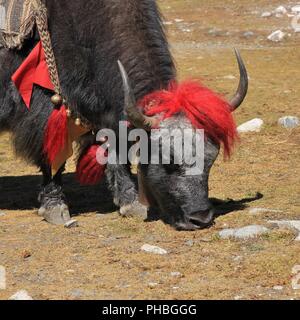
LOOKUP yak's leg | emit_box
[106,163,147,218]
[38,163,71,225]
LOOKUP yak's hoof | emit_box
[41,204,71,225]
[119,201,148,219]
[38,182,71,225]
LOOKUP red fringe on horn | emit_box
[139,81,238,157]
[76,145,107,185]
[43,106,68,164]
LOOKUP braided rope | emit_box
[32,0,61,95]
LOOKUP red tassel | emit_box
[43,106,68,164]
[76,145,107,185]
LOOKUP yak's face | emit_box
[138,115,219,230]
[118,48,248,230]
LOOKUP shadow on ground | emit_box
[0,173,116,215]
[212,192,264,217]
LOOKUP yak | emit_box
[0,0,248,231]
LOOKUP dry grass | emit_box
[0,0,300,300]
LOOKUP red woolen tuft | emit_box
[43,106,68,164]
[76,145,107,185]
[139,81,238,157]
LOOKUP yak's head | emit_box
[118,50,248,231]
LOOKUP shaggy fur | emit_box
[139,81,238,157]
[0,0,175,224]
[0,0,175,166]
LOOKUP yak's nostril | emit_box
[175,208,215,231]
[187,208,215,226]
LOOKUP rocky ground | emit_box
[0,0,300,300]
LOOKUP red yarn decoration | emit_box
[139,81,238,157]
[43,106,68,164]
[76,145,107,185]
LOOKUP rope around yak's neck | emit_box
[32,0,61,95]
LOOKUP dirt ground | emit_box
[0,0,300,300]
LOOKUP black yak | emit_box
[0,0,247,230]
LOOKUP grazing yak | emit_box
[0,0,248,230]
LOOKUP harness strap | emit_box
[32,0,61,95]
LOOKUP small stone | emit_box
[249,207,282,214]
[267,220,300,241]
[170,272,183,278]
[174,19,184,23]
[267,30,286,42]
[274,6,287,15]
[261,12,272,18]
[0,266,6,290]
[233,256,243,262]
[0,212,6,217]
[278,116,299,129]
[148,282,158,289]
[237,119,264,133]
[64,219,79,228]
[9,290,33,300]
[243,31,254,38]
[273,286,284,291]
[291,5,300,14]
[185,240,194,247]
[141,244,168,255]
[219,225,269,240]
[223,75,236,80]
[275,13,283,18]
[70,289,84,298]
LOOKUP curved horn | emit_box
[118,60,158,131]
[229,49,248,111]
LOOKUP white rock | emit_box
[275,13,284,18]
[274,6,287,15]
[148,282,158,289]
[243,31,254,38]
[249,207,282,214]
[219,225,269,240]
[223,75,236,80]
[261,12,272,18]
[0,266,6,290]
[291,5,300,13]
[267,30,286,42]
[237,119,264,133]
[174,19,184,23]
[273,286,284,291]
[64,219,79,228]
[0,212,6,217]
[268,220,300,241]
[141,244,168,255]
[278,116,299,128]
[9,290,33,300]
[170,272,183,278]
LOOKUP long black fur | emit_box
[0,0,175,166]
